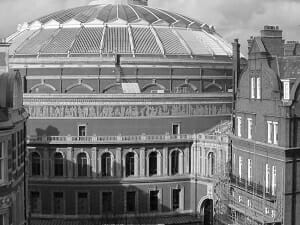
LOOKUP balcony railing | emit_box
[230,174,277,202]
[27,134,194,145]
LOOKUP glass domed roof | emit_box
[7,3,233,57]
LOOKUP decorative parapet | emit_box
[27,134,194,145]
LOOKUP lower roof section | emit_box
[30,214,202,225]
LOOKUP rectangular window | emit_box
[256,77,261,99]
[237,117,242,137]
[30,191,41,213]
[53,192,64,214]
[266,164,270,193]
[0,214,6,225]
[247,118,253,139]
[172,189,181,210]
[247,159,252,183]
[126,191,136,212]
[78,125,87,137]
[77,192,88,215]
[102,192,113,213]
[238,156,242,180]
[283,80,290,100]
[272,166,277,195]
[232,154,236,172]
[149,190,159,211]
[172,124,180,135]
[251,77,255,99]
[273,122,279,145]
[267,121,272,144]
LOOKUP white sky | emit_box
[1,0,300,55]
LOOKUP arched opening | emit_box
[125,152,135,177]
[149,152,157,176]
[208,152,215,177]
[31,152,41,176]
[101,152,112,177]
[77,152,88,177]
[200,199,213,225]
[54,152,64,177]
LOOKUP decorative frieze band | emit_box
[25,103,231,119]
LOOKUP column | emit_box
[184,147,189,174]
[43,149,49,178]
[91,148,97,178]
[66,147,73,178]
[162,147,168,176]
[116,148,122,177]
[139,148,145,177]
[157,151,162,176]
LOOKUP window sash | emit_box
[256,77,261,99]
[247,159,252,183]
[273,122,279,145]
[237,117,242,137]
[267,121,272,144]
[266,164,270,193]
[149,190,159,211]
[271,166,276,195]
[251,77,255,99]
[238,156,242,180]
[247,118,253,139]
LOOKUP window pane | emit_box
[53,192,64,214]
[32,152,41,176]
[102,192,112,213]
[78,192,88,214]
[126,153,135,177]
[78,126,86,137]
[77,153,87,177]
[171,151,179,175]
[150,190,159,211]
[127,191,136,212]
[102,153,111,177]
[172,189,180,210]
[54,153,64,176]
[149,152,157,176]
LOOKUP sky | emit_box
[1,0,300,55]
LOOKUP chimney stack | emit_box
[260,25,284,57]
[0,38,10,74]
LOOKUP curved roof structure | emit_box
[7,3,233,58]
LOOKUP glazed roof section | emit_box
[7,4,233,58]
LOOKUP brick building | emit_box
[0,41,28,225]
[229,26,300,225]
[6,0,242,224]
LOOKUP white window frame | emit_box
[271,166,276,195]
[237,117,242,137]
[282,80,290,100]
[273,122,279,145]
[247,199,252,208]
[265,164,270,193]
[0,141,5,184]
[238,156,242,181]
[256,77,261,99]
[247,159,252,183]
[247,118,253,139]
[251,77,255,99]
[267,121,272,144]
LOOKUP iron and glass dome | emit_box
[7,3,232,58]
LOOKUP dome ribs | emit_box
[74,7,101,23]
[103,27,131,54]
[40,28,80,54]
[131,27,161,55]
[122,5,139,23]
[144,7,175,25]
[16,29,59,55]
[154,28,189,55]
[129,4,157,24]
[70,27,104,54]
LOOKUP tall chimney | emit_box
[232,39,240,133]
[0,39,10,74]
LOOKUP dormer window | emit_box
[282,79,290,100]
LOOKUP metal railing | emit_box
[27,133,194,144]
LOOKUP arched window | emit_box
[171,151,179,175]
[208,152,215,177]
[31,152,41,176]
[149,152,158,176]
[102,153,112,177]
[77,152,88,177]
[54,152,64,177]
[126,152,135,177]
